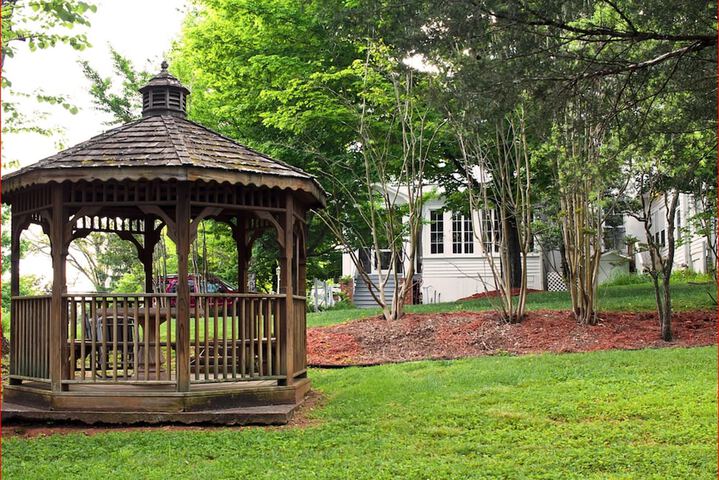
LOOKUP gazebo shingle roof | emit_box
[2,114,325,205]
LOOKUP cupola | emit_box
[139,60,190,117]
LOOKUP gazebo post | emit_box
[8,212,22,385]
[141,215,157,294]
[175,183,191,391]
[235,214,249,293]
[279,193,295,386]
[49,183,68,392]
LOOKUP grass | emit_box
[2,346,716,479]
[308,280,716,328]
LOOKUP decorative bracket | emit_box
[189,206,223,243]
[64,206,102,245]
[254,211,285,248]
[139,205,177,243]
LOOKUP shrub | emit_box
[670,269,713,283]
[602,272,652,286]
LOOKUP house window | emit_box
[452,213,474,254]
[430,210,444,254]
[481,209,501,253]
[655,230,666,247]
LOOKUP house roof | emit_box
[2,113,326,206]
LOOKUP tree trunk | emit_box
[660,274,673,341]
[506,213,523,289]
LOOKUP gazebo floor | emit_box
[1,400,299,426]
[2,377,310,425]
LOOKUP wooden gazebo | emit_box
[2,62,325,424]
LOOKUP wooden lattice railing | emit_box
[189,294,283,383]
[10,292,306,388]
[9,296,51,382]
[63,293,177,384]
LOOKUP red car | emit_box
[162,274,238,308]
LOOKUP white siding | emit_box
[341,250,357,278]
[689,237,710,273]
[421,254,543,303]
[624,192,715,274]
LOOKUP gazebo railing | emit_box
[9,295,51,383]
[189,293,283,383]
[292,296,307,376]
[11,292,303,388]
[64,293,178,384]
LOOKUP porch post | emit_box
[279,193,295,385]
[175,183,191,391]
[10,212,20,299]
[49,183,68,392]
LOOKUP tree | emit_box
[1,0,95,69]
[171,0,376,288]
[1,0,96,339]
[455,109,533,323]
[318,47,445,320]
[2,0,96,135]
[79,47,152,125]
[364,0,716,294]
[28,232,139,292]
[541,91,629,326]
[625,128,715,340]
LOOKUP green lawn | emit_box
[2,346,716,479]
[308,281,716,327]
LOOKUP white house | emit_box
[341,187,714,308]
[342,188,546,307]
[624,192,716,275]
[417,197,545,303]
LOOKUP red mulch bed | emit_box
[307,310,717,367]
[459,288,541,301]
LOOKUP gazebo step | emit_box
[3,377,311,413]
[1,401,300,425]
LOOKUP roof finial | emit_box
[161,60,169,72]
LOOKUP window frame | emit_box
[480,209,501,254]
[452,212,474,254]
[429,209,445,255]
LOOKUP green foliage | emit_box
[601,272,652,287]
[1,0,95,135]
[1,274,44,338]
[3,347,716,478]
[63,233,139,292]
[1,205,18,275]
[1,0,95,67]
[0,274,44,311]
[111,270,145,294]
[193,221,238,288]
[670,269,713,284]
[170,0,389,278]
[79,47,152,125]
